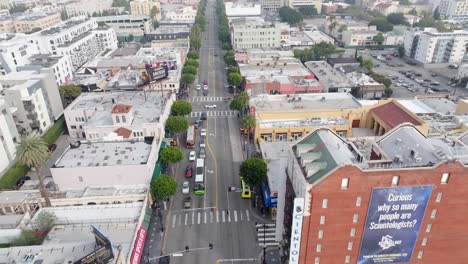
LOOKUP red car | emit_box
[185,165,193,178]
[203,80,208,85]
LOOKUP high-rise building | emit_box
[0,98,19,173]
[288,0,322,14]
[438,0,468,21]
[130,0,161,21]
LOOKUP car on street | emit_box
[200,129,206,137]
[199,147,206,158]
[203,84,208,90]
[189,151,196,161]
[199,139,206,148]
[194,120,200,129]
[196,84,201,90]
[223,97,231,102]
[201,112,207,120]
[203,80,208,85]
[203,90,208,96]
[205,104,216,109]
[185,165,193,178]
[183,197,191,209]
[182,181,190,194]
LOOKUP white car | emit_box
[199,139,206,148]
[203,85,208,90]
[200,129,206,137]
[189,151,196,161]
[196,84,201,90]
[205,104,216,109]
[182,181,190,194]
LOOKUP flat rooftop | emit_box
[153,25,190,34]
[40,17,90,36]
[68,91,170,126]
[27,54,64,68]
[250,93,361,112]
[304,61,354,90]
[259,116,348,129]
[55,141,152,168]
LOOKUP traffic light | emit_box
[209,243,213,250]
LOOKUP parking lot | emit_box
[358,50,468,98]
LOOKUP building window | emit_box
[316,244,321,252]
[436,192,442,203]
[392,176,399,186]
[422,237,427,246]
[318,230,323,239]
[122,115,126,123]
[341,178,349,189]
[356,196,362,207]
[116,116,120,123]
[441,173,450,184]
[320,215,325,225]
[345,256,351,263]
[353,214,358,223]
[350,228,356,237]
[347,242,353,250]
[426,224,432,233]
[71,125,77,129]
[314,257,320,264]
[322,199,328,209]
[417,251,423,259]
[430,209,437,219]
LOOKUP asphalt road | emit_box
[160,1,259,263]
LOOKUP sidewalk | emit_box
[141,201,169,264]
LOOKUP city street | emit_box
[159,0,260,263]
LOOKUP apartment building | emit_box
[404,27,468,64]
[17,54,73,86]
[438,0,468,21]
[95,15,152,37]
[0,99,19,173]
[231,17,282,50]
[0,12,61,33]
[289,0,322,14]
[130,0,161,20]
[261,125,468,263]
[224,2,262,21]
[261,0,285,10]
[162,5,197,23]
[65,0,113,17]
[0,36,39,75]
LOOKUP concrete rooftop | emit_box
[250,93,361,111]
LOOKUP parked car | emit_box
[182,181,190,194]
[203,85,208,90]
[185,165,193,178]
[200,129,206,137]
[183,197,191,209]
[203,80,208,85]
[48,144,57,152]
[194,120,200,129]
[199,147,206,158]
[189,151,196,161]
[201,112,207,120]
[199,139,206,148]
[196,84,201,90]
[205,104,216,109]
[203,90,208,96]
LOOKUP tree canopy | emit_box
[185,59,199,68]
[187,51,199,60]
[33,211,56,231]
[399,0,411,5]
[224,55,236,66]
[59,85,81,107]
[279,6,303,25]
[387,13,407,25]
[151,174,177,201]
[112,0,129,8]
[242,114,256,131]
[293,42,336,62]
[298,5,318,17]
[181,74,196,85]
[182,65,197,75]
[373,33,385,43]
[159,146,183,164]
[230,92,249,112]
[240,158,267,187]
[369,18,394,32]
[227,73,243,87]
[171,101,192,116]
[433,7,441,20]
[165,116,189,134]
[228,66,240,75]
[150,6,159,19]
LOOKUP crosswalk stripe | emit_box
[256,223,276,228]
[204,211,207,224]
[234,210,238,222]
[192,211,195,225]
[259,242,280,247]
[258,235,276,240]
[222,211,225,222]
[216,210,219,222]
[198,212,201,224]
[169,209,254,228]
[172,215,176,228]
[246,210,250,221]
[228,211,231,222]
[184,213,188,226]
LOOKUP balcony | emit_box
[30,120,40,130]
[23,101,35,112]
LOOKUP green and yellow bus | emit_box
[194,158,205,194]
[240,177,251,198]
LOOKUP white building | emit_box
[65,0,113,17]
[17,54,73,86]
[31,17,118,71]
[95,15,153,37]
[63,91,173,141]
[438,0,468,21]
[162,5,197,24]
[224,2,262,21]
[51,140,160,189]
[0,99,19,173]
[289,0,322,14]
[404,27,468,64]
[0,35,39,75]
[231,17,282,50]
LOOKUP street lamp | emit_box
[256,222,267,264]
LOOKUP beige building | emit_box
[231,17,282,50]
[130,0,161,21]
[0,12,60,33]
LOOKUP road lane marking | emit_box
[192,212,195,225]
[172,215,176,228]
[246,210,250,221]
[222,211,225,222]
[228,211,231,222]
[184,213,188,226]
[198,212,201,224]
[234,210,238,222]
[204,211,207,224]
[206,118,219,209]
[216,210,219,222]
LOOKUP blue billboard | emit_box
[358,186,432,264]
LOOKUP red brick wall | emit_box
[299,162,468,264]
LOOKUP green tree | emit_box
[182,65,197,75]
[185,59,199,68]
[150,174,177,201]
[294,48,315,63]
[9,4,27,14]
[33,211,56,231]
[112,0,129,8]
[369,18,394,32]
[187,51,199,60]
[227,73,243,87]
[433,7,441,20]
[314,42,336,59]
[224,55,236,66]
[153,20,159,29]
[298,5,318,17]
[362,58,374,71]
[409,8,418,16]
[279,6,304,25]
[338,24,347,33]
[224,51,235,58]
[171,100,192,116]
[228,66,240,75]
[398,45,405,57]
[230,97,244,112]
[159,146,183,164]
[181,74,196,85]
[190,38,202,50]
[240,158,267,187]
[242,114,256,143]
[399,0,410,5]
[98,21,107,27]
[150,6,159,19]
[11,231,42,246]
[127,34,134,42]
[387,13,407,25]
[28,27,42,34]
[165,116,189,134]
[59,85,81,107]
[373,32,385,43]
[16,136,51,207]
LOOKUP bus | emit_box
[240,177,251,198]
[194,158,205,195]
[186,125,195,149]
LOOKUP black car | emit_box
[201,112,207,120]
[202,90,208,96]
[159,256,170,264]
[16,176,31,189]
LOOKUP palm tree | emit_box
[16,135,52,207]
[242,114,256,149]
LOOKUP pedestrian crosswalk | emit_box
[192,96,227,102]
[190,111,238,118]
[169,209,251,228]
[256,223,279,247]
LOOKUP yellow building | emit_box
[250,93,428,143]
[130,0,161,21]
[0,17,14,33]
[0,12,61,33]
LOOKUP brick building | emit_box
[261,124,468,264]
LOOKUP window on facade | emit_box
[430,209,437,219]
[350,228,356,237]
[392,176,399,186]
[435,192,442,203]
[345,256,351,263]
[78,176,83,182]
[314,257,320,264]
[318,230,323,239]
[122,115,126,123]
[316,244,321,252]
[116,116,120,123]
[320,215,325,225]
[417,251,423,259]
[347,242,353,251]
[341,178,349,189]
[356,196,362,207]
[422,237,427,246]
[353,214,358,223]
[441,173,450,184]
[322,199,328,209]
[426,224,432,233]
[71,125,77,129]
